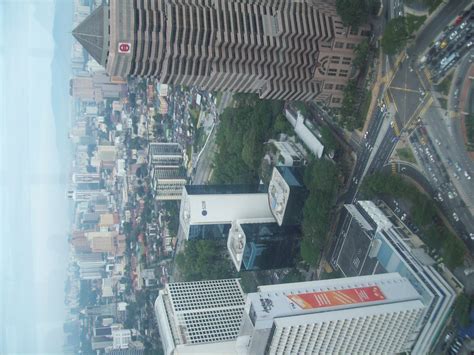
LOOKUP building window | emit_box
[334,42,344,49]
[332,97,341,103]
[324,83,334,90]
[335,84,345,91]
[361,30,371,36]
[339,69,348,77]
[328,68,337,77]
[342,57,352,65]
[346,43,356,49]
[350,28,358,35]
[331,56,340,64]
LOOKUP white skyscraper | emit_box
[154,279,246,355]
[179,185,274,241]
[237,273,425,355]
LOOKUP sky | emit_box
[1,0,70,353]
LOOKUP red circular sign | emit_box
[119,43,130,53]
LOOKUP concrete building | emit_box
[69,189,107,203]
[70,71,124,102]
[237,273,425,355]
[179,185,274,241]
[150,166,187,201]
[285,108,326,158]
[227,220,301,272]
[154,279,246,355]
[148,143,183,168]
[267,139,308,167]
[72,173,101,185]
[73,0,370,107]
[76,253,106,280]
[268,166,307,226]
[335,201,457,354]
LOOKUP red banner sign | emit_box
[288,286,385,309]
[118,42,131,54]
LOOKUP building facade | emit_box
[154,279,246,355]
[237,273,425,355]
[227,220,301,272]
[150,166,187,200]
[73,0,370,106]
[335,201,457,354]
[179,185,274,241]
[268,166,307,226]
[148,143,183,168]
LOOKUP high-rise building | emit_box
[148,143,183,168]
[227,220,301,272]
[150,166,187,201]
[334,201,457,354]
[154,279,246,355]
[237,273,425,355]
[73,0,370,107]
[268,166,307,226]
[73,173,101,184]
[70,72,124,102]
[75,253,106,280]
[179,185,274,240]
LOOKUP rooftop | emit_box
[72,5,109,66]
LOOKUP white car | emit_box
[464,171,471,180]
[452,213,459,222]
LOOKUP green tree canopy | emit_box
[353,39,370,69]
[300,159,339,265]
[212,94,284,184]
[382,17,410,55]
[175,240,237,281]
[336,0,371,29]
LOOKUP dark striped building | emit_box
[73,0,370,106]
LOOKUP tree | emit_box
[136,185,146,197]
[300,159,339,265]
[136,164,148,178]
[339,80,362,130]
[336,0,370,29]
[353,39,370,69]
[320,126,338,154]
[176,240,237,281]
[453,294,471,327]
[382,17,410,55]
[212,97,284,184]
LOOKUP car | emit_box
[401,213,407,221]
[452,213,460,222]
[464,171,471,180]
[470,233,474,241]
[448,192,454,199]
[468,41,473,48]
[437,192,444,201]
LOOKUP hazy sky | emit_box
[1,0,70,353]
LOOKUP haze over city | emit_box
[1,0,71,353]
[1,0,474,354]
